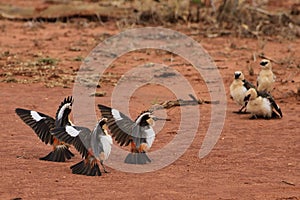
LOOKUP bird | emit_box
[51,118,112,176]
[244,88,282,119]
[257,59,275,93]
[230,71,255,113]
[15,96,75,162]
[98,104,167,165]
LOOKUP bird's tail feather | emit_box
[39,146,74,162]
[124,152,151,164]
[70,160,101,176]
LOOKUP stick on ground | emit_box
[149,94,219,111]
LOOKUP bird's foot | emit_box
[249,115,257,120]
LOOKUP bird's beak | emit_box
[152,117,171,121]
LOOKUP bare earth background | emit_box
[0,0,299,199]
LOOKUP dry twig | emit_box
[150,94,219,111]
[258,54,280,64]
[281,180,296,186]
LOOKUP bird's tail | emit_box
[70,160,101,176]
[124,152,151,164]
[272,110,283,119]
[39,145,74,162]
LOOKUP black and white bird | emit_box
[51,118,112,176]
[15,96,75,162]
[244,88,282,119]
[98,104,166,165]
[230,71,255,113]
[257,59,275,93]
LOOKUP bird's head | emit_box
[98,118,109,135]
[136,111,170,127]
[234,71,244,80]
[135,111,171,126]
[260,59,271,69]
[136,111,154,126]
[244,88,257,102]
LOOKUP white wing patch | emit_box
[112,109,122,121]
[30,111,45,122]
[57,103,71,121]
[100,135,113,160]
[144,127,155,148]
[135,112,151,125]
[65,125,80,137]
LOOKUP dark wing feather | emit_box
[267,96,283,118]
[55,96,73,120]
[51,126,90,158]
[15,108,55,145]
[257,90,271,98]
[98,104,134,146]
[243,79,255,90]
[55,96,73,128]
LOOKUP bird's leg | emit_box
[100,160,109,173]
[138,143,148,153]
[52,137,60,151]
[233,105,249,114]
[130,142,137,153]
[85,149,94,165]
[238,105,245,113]
[241,106,251,114]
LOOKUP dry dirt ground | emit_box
[0,1,300,200]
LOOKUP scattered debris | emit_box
[90,91,106,97]
[0,56,74,87]
[0,2,131,21]
[214,0,300,38]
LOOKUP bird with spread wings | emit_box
[98,104,168,164]
[15,96,75,162]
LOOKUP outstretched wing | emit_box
[98,104,135,146]
[55,96,73,127]
[51,125,90,158]
[15,108,55,145]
